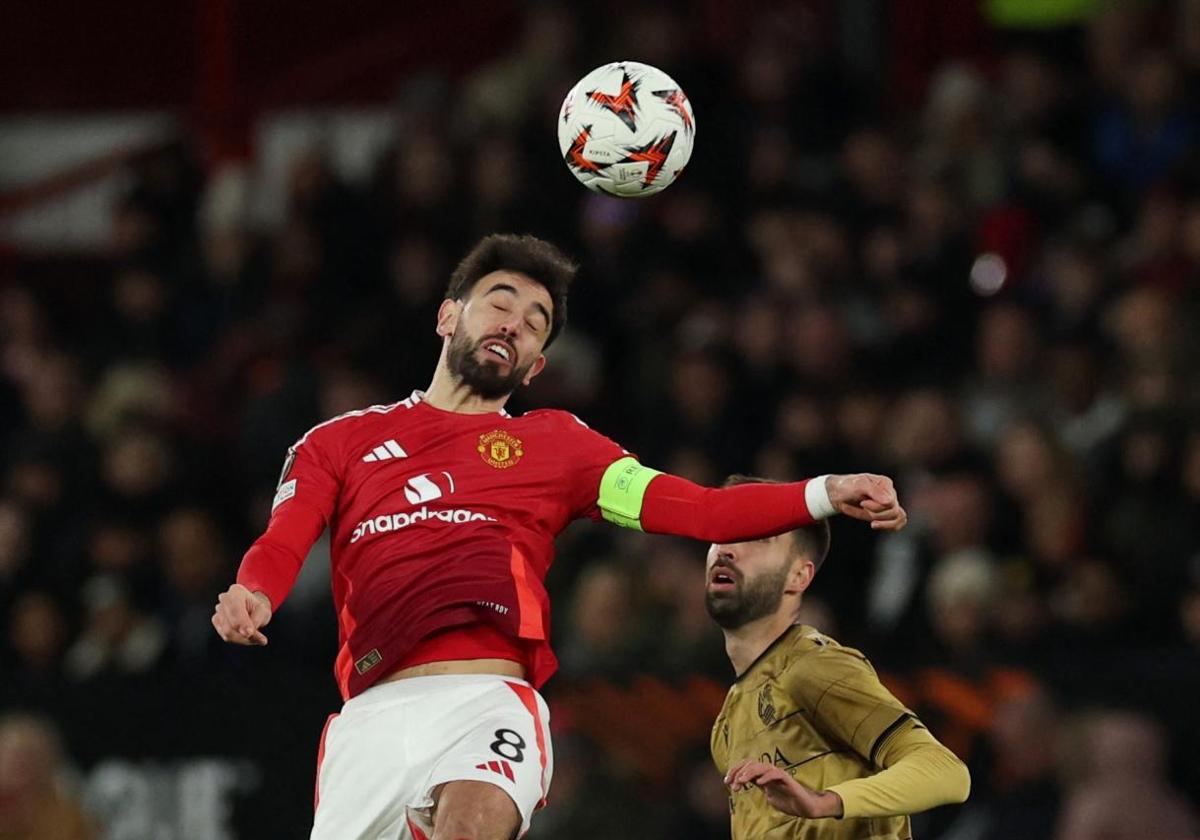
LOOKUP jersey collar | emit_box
[409,390,511,418]
[733,623,805,684]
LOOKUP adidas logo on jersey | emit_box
[362,439,407,462]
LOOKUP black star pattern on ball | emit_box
[620,130,677,187]
[564,125,605,174]
[652,88,694,136]
[587,71,641,133]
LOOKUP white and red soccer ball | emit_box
[558,61,696,198]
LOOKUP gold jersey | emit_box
[711,625,916,840]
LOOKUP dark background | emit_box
[2,1,1199,838]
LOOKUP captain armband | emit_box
[597,457,663,531]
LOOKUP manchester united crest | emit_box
[758,683,777,726]
[478,430,523,469]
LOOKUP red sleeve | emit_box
[236,431,341,609]
[640,473,817,542]
[558,413,630,519]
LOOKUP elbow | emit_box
[948,757,971,804]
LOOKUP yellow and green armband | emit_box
[597,456,663,530]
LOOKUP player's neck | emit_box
[723,610,801,677]
[424,363,512,415]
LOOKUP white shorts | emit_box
[310,674,553,840]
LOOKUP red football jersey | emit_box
[243,390,627,700]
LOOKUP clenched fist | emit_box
[212,584,273,646]
[826,474,907,531]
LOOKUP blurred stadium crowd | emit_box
[3,1,1200,838]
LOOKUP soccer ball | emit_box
[557,61,696,198]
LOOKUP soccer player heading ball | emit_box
[211,234,908,840]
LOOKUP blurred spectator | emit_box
[0,714,93,840]
[885,388,970,479]
[1101,413,1193,632]
[979,690,1062,840]
[926,547,997,666]
[994,420,1086,573]
[157,507,230,662]
[1106,285,1181,375]
[637,539,726,678]
[1045,337,1125,468]
[1093,51,1196,196]
[98,425,178,523]
[1051,558,1131,645]
[62,577,166,681]
[0,502,31,596]
[1056,710,1198,840]
[1042,243,1109,332]
[99,266,174,364]
[7,592,69,688]
[13,354,90,478]
[459,3,578,133]
[643,349,749,474]
[962,303,1044,446]
[918,64,1006,212]
[557,562,647,680]
[84,364,176,441]
[1087,2,1148,95]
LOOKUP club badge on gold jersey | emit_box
[758,683,777,726]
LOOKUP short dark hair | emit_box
[722,474,831,573]
[446,234,576,348]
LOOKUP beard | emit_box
[445,329,535,400]
[705,561,790,630]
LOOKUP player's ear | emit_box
[436,299,460,338]
[786,558,815,596]
[521,354,547,387]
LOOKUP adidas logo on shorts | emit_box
[475,760,515,782]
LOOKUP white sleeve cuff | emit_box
[805,475,837,519]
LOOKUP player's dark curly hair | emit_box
[722,474,832,573]
[446,234,577,348]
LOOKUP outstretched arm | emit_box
[596,457,907,541]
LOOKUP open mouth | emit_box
[708,566,738,591]
[482,340,514,364]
